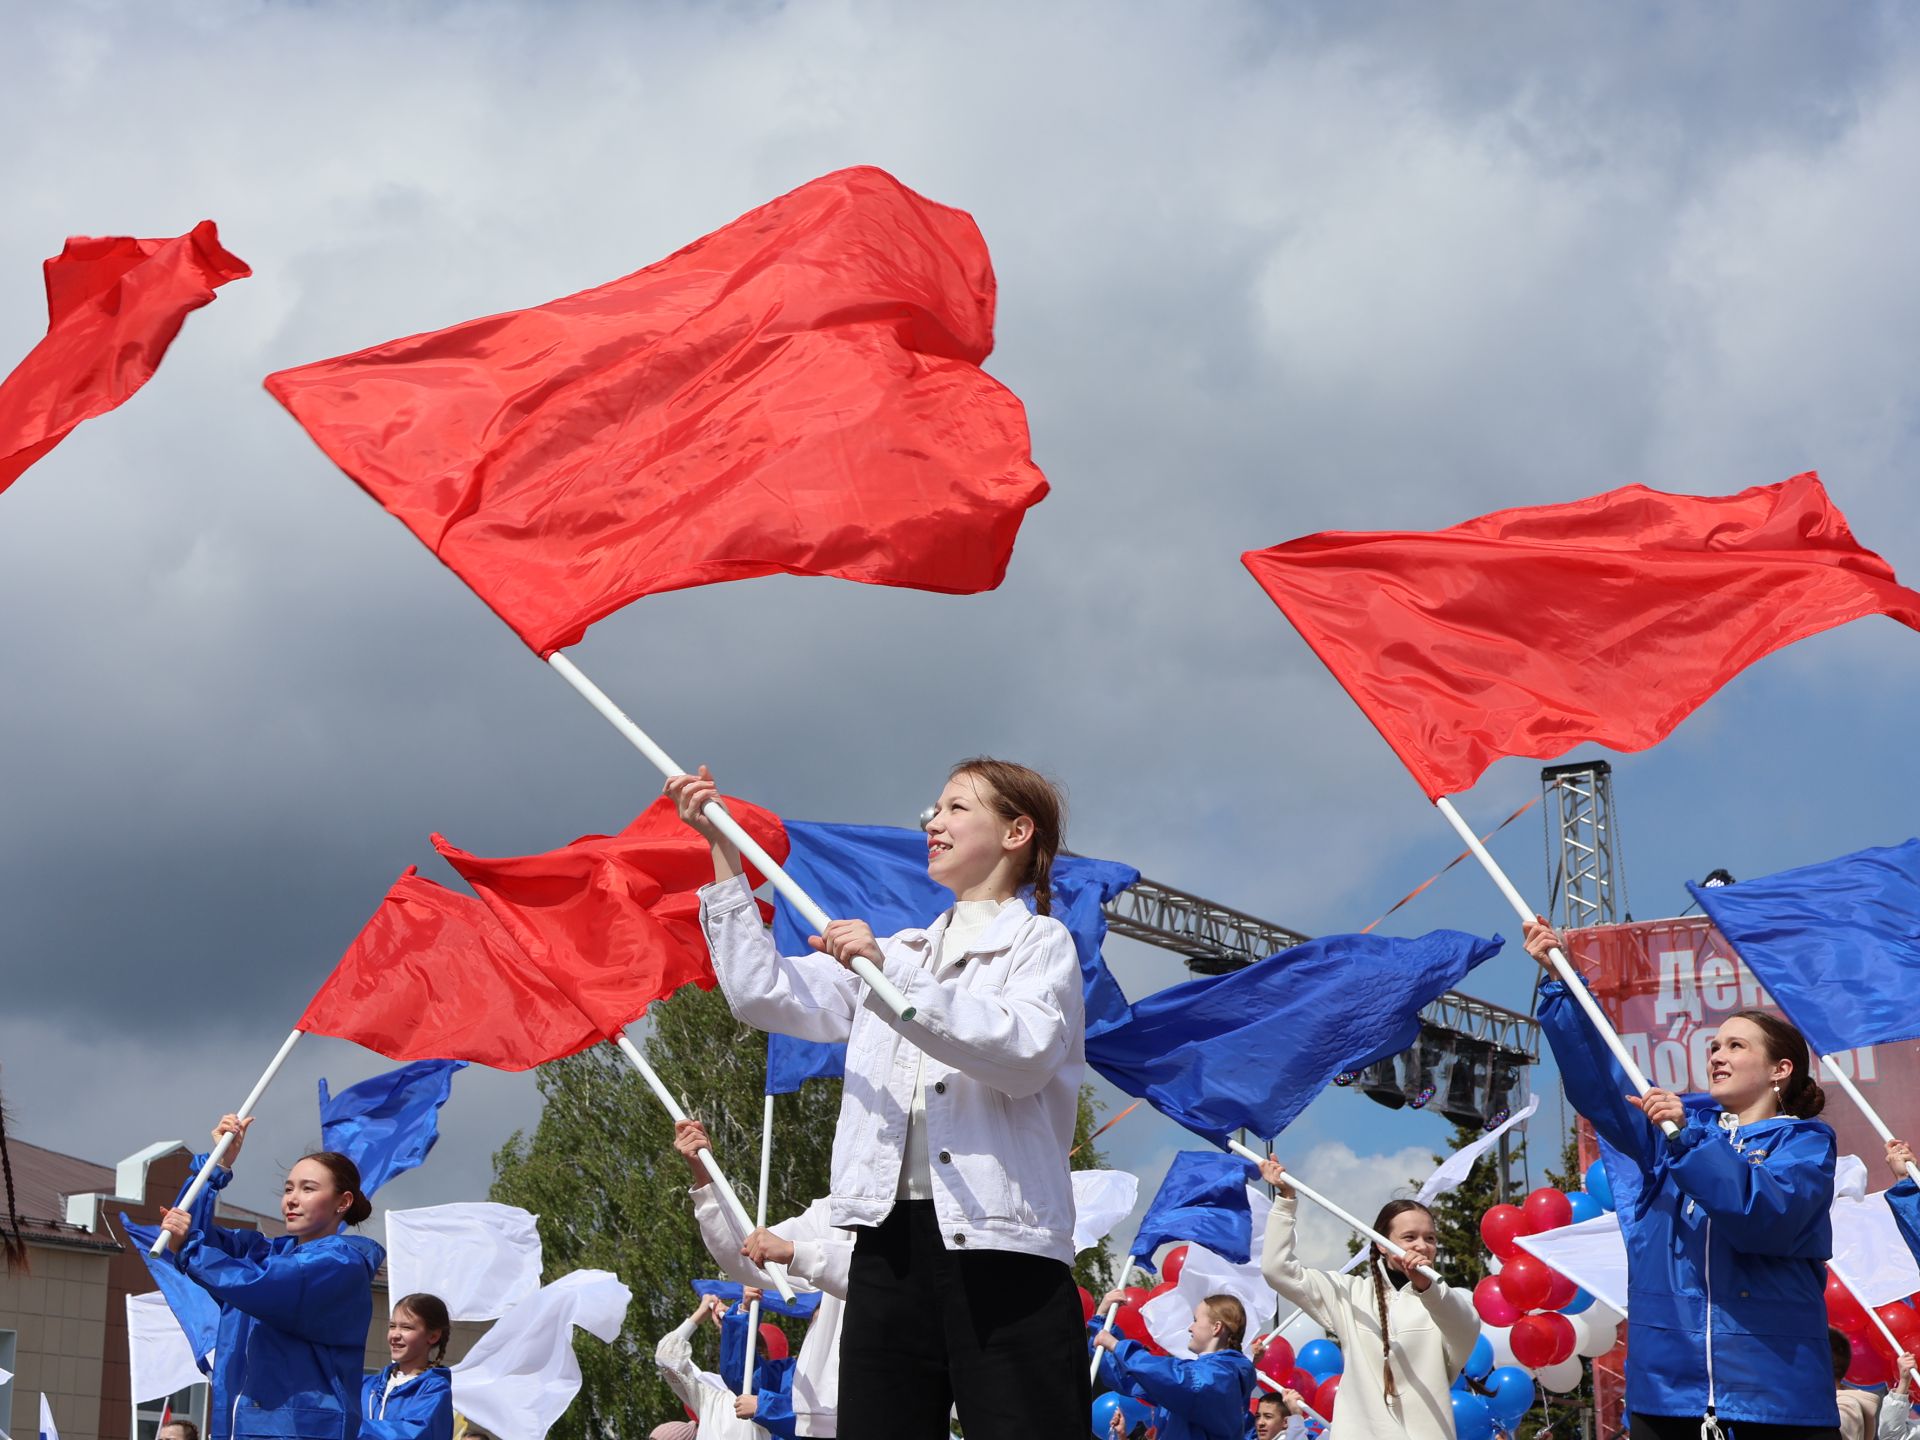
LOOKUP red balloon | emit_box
[1828,1273,1872,1332]
[1537,1311,1577,1365]
[1522,1187,1574,1233]
[1162,1243,1189,1285]
[1114,1298,1154,1347]
[1286,1367,1320,1397]
[1498,1253,1554,1313]
[1877,1303,1920,1355]
[1480,1204,1533,1260]
[1511,1313,1563,1369]
[1256,1336,1297,1381]
[757,1322,789,1361]
[1313,1375,1342,1419]
[1542,1267,1580,1311]
[1847,1333,1897,1387]
[1475,1275,1522,1327]
[1079,1286,1096,1322]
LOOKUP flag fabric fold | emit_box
[1071,1169,1140,1256]
[1415,1096,1540,1204]
[297,868,605,1070]
[1243,473,1920,799]
[119,1153,228,1369]
[434,795,787,1035]
[384,1202,544,1321]
[1140,1241,1274,1358]
[1130,1151,1259,1265]
[1688,839,1920,1055]
[1090,928,1503,1146]
[690,1279,824,1321]
[765,1031,844,1097]
[1,221,248,495]
[266,167,1046,656]
[450,1269,632,1440]
[319,1058,467,1196]
[126,1292,205,1404]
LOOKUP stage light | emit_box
[1701,868,1735,888]
[1358,1058,1407,1110]
[1405,1032,1446,1110]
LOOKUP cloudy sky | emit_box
[5,0,1920,1273]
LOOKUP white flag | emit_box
[1829,1154,1920,1309]
[1416,1097,1541,1205]
[1514,1212,1629,1315]
[1140,1242,1275,1359]
[126,1292,207,1405]
[386,1202,543,1322]
[451,1269,631,1440]
[1071,1170,1139,1255]
[38,1395,58,1440]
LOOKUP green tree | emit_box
[492,983,1114,1438]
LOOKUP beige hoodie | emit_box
[1262,1193,1481,1440]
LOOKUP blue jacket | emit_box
[1889,1179,1920,1263]
[1540,981,1838,1427]
[717,1303,799,1438]
[358,1367,453,1440]
[1100,1340,1256,1440]
[173,1215,384,1440]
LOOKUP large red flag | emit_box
[1243,472,1920,799]
[297,868,605,1070]
[433,795,789,1036]
[264,167,1047,656]
[0,221,249,494]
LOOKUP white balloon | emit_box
[1538,1356,1584,1393]
[1486,1324,1517,1369]
[1585,1300,1626,1330]
[1575,1316,1619,1360]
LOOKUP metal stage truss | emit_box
[1102,873,1540,1067]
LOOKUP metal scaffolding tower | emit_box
[1541,759,1626,929]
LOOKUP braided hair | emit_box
[1368,1199,1436,1403]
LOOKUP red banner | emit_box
[1563,914,1920,1166]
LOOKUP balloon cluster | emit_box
[1825,1272,1920,1386]
[1458,1166,1622,1420]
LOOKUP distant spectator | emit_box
[159,1419,201,1440]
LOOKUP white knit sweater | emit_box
[1261,1193,1480,1440]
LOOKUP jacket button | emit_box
[939,1150,952,1164]
[954,1233,966,1245]
[934,1081,946,1094]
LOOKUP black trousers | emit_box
[837,1200,1091,1439]
[1630,1414,1843,1440]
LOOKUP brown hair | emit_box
[1368,1198,1435,1401]
[395,1292,453,1364]
[296,1151,374,1226]
[1201,1293,1247,1351]
[1729,1010,1827,1119]
[159,1421,200,1440]
[948,758,1065,915]
[1829,1326,1853,1384]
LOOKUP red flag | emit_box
[0,221,249,494]
[264,167,1046,656]
[1243,472,1920,799]
[297,868,605,1070]
[433,795,789,1036]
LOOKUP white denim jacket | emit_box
[691,1187,849,1437]
[699,872,1084,1264]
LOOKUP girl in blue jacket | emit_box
[1091,1291,1258,1440]
[361,1293,454,1440]
[1525,920,1840,1440]
[160,1115,386,1440]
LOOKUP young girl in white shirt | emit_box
[669,758,1088,1440]
[1259,1159,1481,1440]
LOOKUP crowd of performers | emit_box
[150,758,1920,1440]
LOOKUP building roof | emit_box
[3,1135,281,1254]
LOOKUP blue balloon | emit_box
[1452,1390,1496,1440]
[1584,1159,1614,1211]
[1298,1338,1344,1380]
[1486,1366,1537,1425]
[1116,1397,1153,1429]
[1465,1333,1495,1381]
[1091,1394,1123,1436]
[1567,1191,1604,1224]
[1560,1285,1595,1315]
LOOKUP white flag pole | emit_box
[1820,1057,1920,1186]
[1433,795,1681,1138]
[740,1091,776,1393]
[547,652,915,1021]
[1227,1140,1442,1285]
[1089,1249,1140,1383]
[149,1029,303,1256]
[1256,1370,1330,1426]
[612,1034,795,1301]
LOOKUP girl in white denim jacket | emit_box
[670,758,1089,1440]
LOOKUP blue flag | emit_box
[770,820,1140,1041]
[1131,1151,1259,1263]
[1089,928,1504,1145]
[120,1153,227,1370]
[318,1058,467,1196]
[691,1277,825,1320]
[1688,839,1920,1056]
[766,1031,844,1096]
